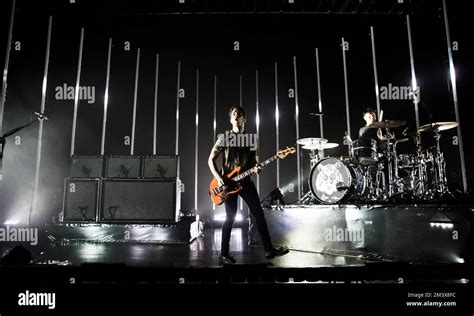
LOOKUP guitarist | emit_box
[208,105,289,264]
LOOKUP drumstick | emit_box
[379,110,384,122]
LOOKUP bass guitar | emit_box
[209,147,296,205]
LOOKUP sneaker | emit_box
[265,246,290,260]
[218,253,236,264]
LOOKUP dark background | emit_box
[0,0,472,225]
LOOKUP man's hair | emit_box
[363,108,377,116]
[228,106,246,120]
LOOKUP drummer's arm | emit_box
[376,110,387,140]
[377,128,387,141]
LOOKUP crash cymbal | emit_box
[418,121,459,132]
[368,120,406,129]
[302,142,339,150]
[296,137,328,146]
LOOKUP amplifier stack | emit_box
[62,155,181,223]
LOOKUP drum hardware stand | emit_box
[372,161,386,201]
[417,101,450,197]
[432,130,448,194]
[344,135,353,161]
[413,132,429,200]
[299,191,316,204]
[362,164,384,202]
[382,128,401,198]
[426,129,454,201]
[309,149,321,168]
[298,149,321,205]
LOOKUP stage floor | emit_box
[1,226,467,283]
[35,227,368,268]
[1,227,473,314]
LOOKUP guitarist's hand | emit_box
[217,176,225,187]
[255,163,262,174]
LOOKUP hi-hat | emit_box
[369,120,406,129]
[302,143,339,151]
[418,121,459,132]
[297,137,328,146]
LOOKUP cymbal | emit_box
[368,120,406,129]
[302,143,339,150]
[296,137,328,146]
[418,121,459,132]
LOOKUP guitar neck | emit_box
[231,155,277,181]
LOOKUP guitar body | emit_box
[209,166,242,205]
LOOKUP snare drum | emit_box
[351,138,378,165]
[309,157,365,204]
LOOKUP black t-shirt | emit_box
[213,130,258,178]
[358,125,387,152]
[359,125,378,141]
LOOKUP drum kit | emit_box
[297,120,459,204]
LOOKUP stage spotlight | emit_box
[261,187,285,208]
[4,220,19,226]
[430,222,454,229]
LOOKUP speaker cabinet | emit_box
[100,179,181,223]
[70,156,104,178]
[142,156,179,179]
[105,156,141,178]
[62,178,100,222]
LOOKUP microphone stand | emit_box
[0,114,47,175]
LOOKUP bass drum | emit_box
[309,157,365,204]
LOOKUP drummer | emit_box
[359,108,387,145]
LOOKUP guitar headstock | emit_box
[276,147,296,159]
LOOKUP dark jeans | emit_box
[221,180,274,254]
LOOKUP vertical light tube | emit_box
[274,62,280,188]
[30,16,52,224]
[370,27,381,118]
[406,15,420,129]
[153,54,159,155]
[194,69,199,211]
[100,38,112,155]
[70,28,84,157]
[255,70,260,193]
[175,61,181,157]
[293,56,301,199]
[0,0,16,134]
[130,48,140,155]
[239,75,243,212]
[442,0,468,192]
[212,75,217,213]
[341,38,351,139]
[315,48,324,157]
